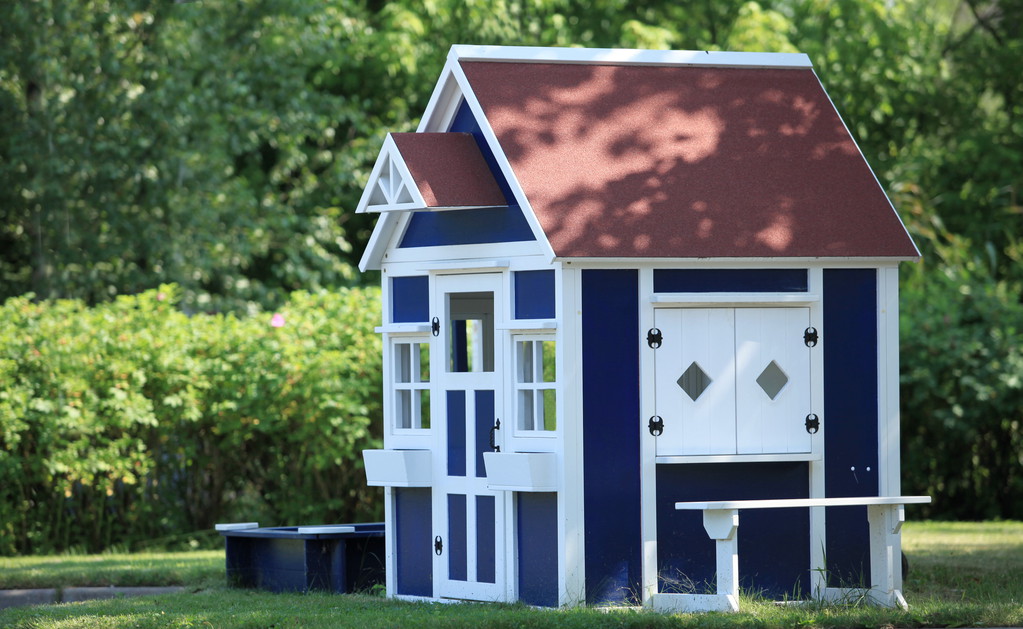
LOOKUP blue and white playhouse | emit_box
[359,45,929,611]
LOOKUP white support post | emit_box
[703,509,740,606]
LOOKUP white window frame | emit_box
[511,334,557,437]
[390,336,432,433]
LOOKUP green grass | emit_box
[0,550,224,589]
[0,521,1020,628]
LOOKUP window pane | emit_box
[396,390,412,429]
[419,389,431,429]
[395,344,411,383]
[517,341,534,383]
[541,340,556,383]
[518,390,535,431]
[417,342,430,383]
[542,389,557,431]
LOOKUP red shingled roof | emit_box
[391,132,506,208]
[460,61,918,259]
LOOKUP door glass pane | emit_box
[448,292,494,372]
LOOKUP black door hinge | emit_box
[431,316,440,337]
[805,413,820,434]
[647,328,663,349]
[648,415,664,437]
[804,327,818,347]
[434,536,443,555]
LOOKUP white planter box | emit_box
[483,452,557,492]
[363,449,432,487]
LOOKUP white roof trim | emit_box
[449,44,812,69]
[354,134,427,214]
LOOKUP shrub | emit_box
[900,265,1023,520]
[0,285,382,555]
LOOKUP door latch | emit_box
[434,536,443,555]
[804,327,818,347]
[648,415,664,437]
[489,419,501,453]
[647,328,663,349]
[805,413,820,434]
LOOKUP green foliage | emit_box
[900,260,1023,520]
[0,286,382,555]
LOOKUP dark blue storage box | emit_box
[218,523,385,594]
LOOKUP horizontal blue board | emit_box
[391,275,429,323]
[653,269,808,293]
[514,270,555,319]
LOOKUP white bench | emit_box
[652,496,931,613]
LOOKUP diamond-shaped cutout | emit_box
[757,360,789,400]
[677,362,712,401]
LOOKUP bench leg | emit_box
[867,504,907,609]
[651,509,740,613]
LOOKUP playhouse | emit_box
[359,45,927,611]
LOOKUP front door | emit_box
[653,307,812,456]
[432,273,505,601]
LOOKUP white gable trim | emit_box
[449,44,812,69]
[355,134,428,214]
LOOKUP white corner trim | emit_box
[450,44,812,69]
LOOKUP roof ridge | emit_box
[449,45,812,69]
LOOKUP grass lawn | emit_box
[0,521,1020,628]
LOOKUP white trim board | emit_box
[450,45,812,69]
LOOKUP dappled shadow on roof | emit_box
[460,61,917,259]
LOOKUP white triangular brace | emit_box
[356,134,427,213]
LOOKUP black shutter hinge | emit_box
[434,536,443,555]
[431,316,440,337]
[805,413,820,434]
[803,327,818,347]
[648,415,664,437]
[647,328,663,349]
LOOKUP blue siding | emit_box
[514,270,556,319]
[394,488,432,597]
[399,99,535,248]
[475,390,495,478]
[448,494,467,581]
[476,495,497,584]
[823,268,878,587]
[517,493,559,607]
[391,275,429,323]
[447,391,466,477]
[653,269,808,293]
[656,463,810,599]
[582,269,641,604]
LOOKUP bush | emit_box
[900,265,1023,520]
[0,285,382,555]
